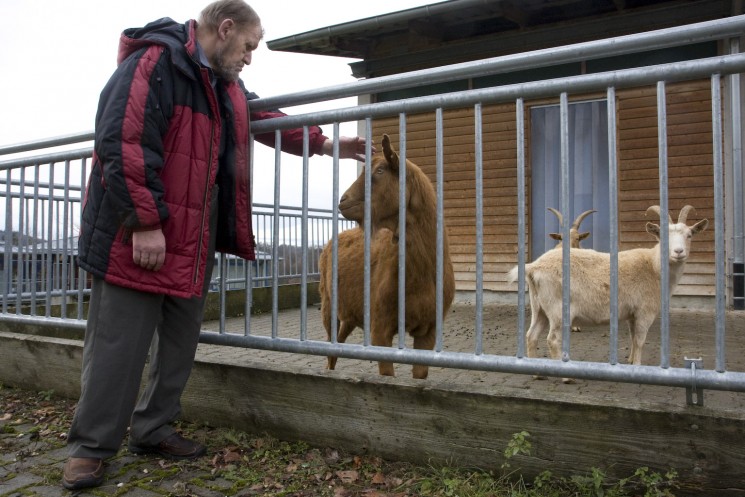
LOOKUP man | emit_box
[63,0,370,490]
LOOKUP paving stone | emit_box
[0,473,43,494]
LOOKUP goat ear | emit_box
[579,232,590,241]
[382,134,399,170]
[549,233,562,241]
[645,222,660,239]
[691,218,709,234]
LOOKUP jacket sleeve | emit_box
[94,45,172,230]
[240,82,328,156]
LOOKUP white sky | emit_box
[0,0,436,209]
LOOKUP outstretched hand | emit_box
[321,136,376,162]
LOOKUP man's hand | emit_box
[132,228,166,271]
[321,136,376,162]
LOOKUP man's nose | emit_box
[243,52,252,65]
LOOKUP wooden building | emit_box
[268,0,745,308]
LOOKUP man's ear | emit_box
[218,19,234,40]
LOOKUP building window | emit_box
[530,99,610,258]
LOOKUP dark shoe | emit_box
[62,457,105,490]
[129,432,206,460]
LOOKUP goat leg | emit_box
[327,320,356,370]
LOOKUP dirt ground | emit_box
[200,302,745,414]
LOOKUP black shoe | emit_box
[62,457,105,490]
[129,432,206,460]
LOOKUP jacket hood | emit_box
[118,17,199,78]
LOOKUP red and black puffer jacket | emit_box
[77,17,327,299]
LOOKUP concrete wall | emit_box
[1,329,744,497]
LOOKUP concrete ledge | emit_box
[1,330,743,496]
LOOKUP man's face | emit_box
[212,22,263,82]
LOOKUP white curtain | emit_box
[530,100,610,258]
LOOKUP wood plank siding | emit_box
[371,79,717,298]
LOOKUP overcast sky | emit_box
[0,0,436,208]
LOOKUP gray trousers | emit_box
[67,192,217,459]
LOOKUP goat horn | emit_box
[646,205,673,224]
[571,209,596,230]
[678,205,696,224]
[547,207,564,226]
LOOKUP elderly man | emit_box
[63,0,369,490]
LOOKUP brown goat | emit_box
[319,134,455,379]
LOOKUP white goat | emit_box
[546,208,595,333]
[546,208,596,249]
[508,205,708,373]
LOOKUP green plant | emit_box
[626,467,679,497]
[502,430,532,469]
[38,389,55,401]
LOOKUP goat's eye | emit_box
[375,167,385,175]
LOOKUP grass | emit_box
[0,384,679,496]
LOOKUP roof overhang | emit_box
[267,0,734,79]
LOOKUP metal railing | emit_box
[1,15,745,401]
[205,15,745,398]
[0,144,353,313]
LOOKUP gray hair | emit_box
[199,0,262,33]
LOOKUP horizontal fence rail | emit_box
[1,15,744,403]
[216,15,745,399]
[0,144,350,316]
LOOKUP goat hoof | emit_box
[532,374,546,380]
[562,377,575,384]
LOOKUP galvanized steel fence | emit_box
[0,138,353,320]
[1,15,744,400]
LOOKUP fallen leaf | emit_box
[336,470,359,483]
[361,490,387,497]
[334,487,351,497]
[371,472,386,485]
[223,449,242,463]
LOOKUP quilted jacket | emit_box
[77,17,327,298]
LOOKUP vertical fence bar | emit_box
[219,253,227,334]
[77,158,88,320]
[45,163,55,318]
[730,38,745,310]
[435,108,445,352]
[363,118,372,346]
[244,260,252,335]
[271,130,282,338]
[397,113,407,349]
[2,169,12,314]
[474,103,484,356]
[31,164,41,315]
[330,123,340,344]
[300,126,310,341]
[657,80,671,369]
[607,87,620,365]
[559,92,571,362]
[246,136,256,336]
[516,98,527,358]
[16,167,26,313]
[711,73,727,373]
[60,161,71,319]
